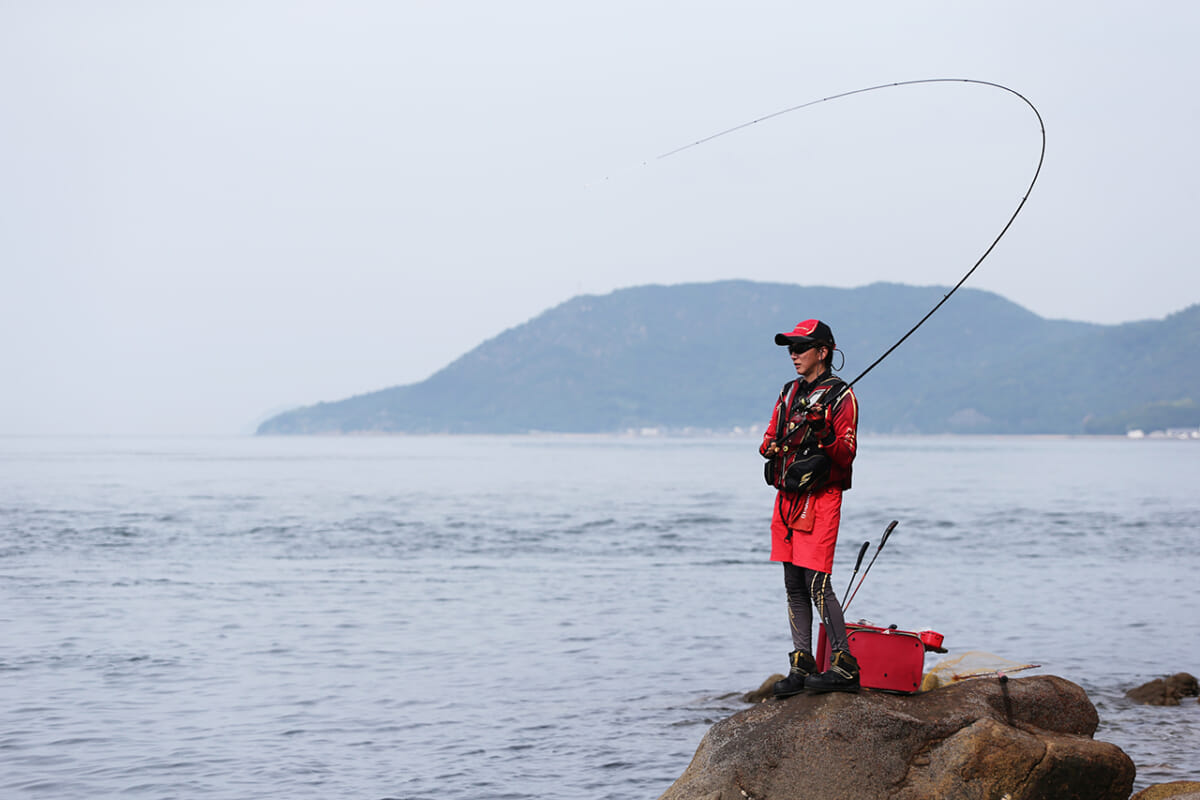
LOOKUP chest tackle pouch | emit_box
[782,452,830,494]
[765,451,831,494]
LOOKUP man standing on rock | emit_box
[760,319,860,696]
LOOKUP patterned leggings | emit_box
[783,561,850,654]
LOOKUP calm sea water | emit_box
[1,434,1198,798]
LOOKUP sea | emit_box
[1,434,1197,799]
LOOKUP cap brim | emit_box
[776,333,815,346]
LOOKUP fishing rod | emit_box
[842,540,870,606]
[844,520,897,612]
[658,78,1047,389]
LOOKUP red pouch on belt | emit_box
[787,492,816,534]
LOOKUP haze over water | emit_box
[2,434,1197,798]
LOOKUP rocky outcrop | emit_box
[1131,782,1200,800]
[659,675,1134,800]
[741,674,785,705]
[1126,673,1199,706]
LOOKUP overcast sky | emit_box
[3,2,1197,435]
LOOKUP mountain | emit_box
[256,281,1200,435]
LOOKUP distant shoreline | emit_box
[5,431,1196,442]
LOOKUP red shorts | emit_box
[770,486,843,573]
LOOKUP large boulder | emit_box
[659,675,1134,800]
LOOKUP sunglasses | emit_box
[788,342,819,355]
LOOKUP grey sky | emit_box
[3,2,1197,435]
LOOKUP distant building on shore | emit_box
[1128,427,1200,440]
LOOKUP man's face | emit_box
[789,342,828,381]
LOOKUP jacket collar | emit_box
[797,369,834,393]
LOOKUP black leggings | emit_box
[783,562,850,654]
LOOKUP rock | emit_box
[1131,782,1200,800]
[658,675,1134,800]
[1126,673,1200,706]
[742,674,785,704]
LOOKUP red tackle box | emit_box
[815,622,930,694]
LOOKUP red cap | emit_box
[774,319,835,347]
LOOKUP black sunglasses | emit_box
[788,342,819,355]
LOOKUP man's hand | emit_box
[807,403,836,446]
[805,403,829,433]
[763,442,781,457]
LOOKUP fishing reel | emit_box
[804,402,831,433]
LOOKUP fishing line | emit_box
[657,78,1047,389]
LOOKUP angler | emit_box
[761,319,861,695]
[656,78,1044,696]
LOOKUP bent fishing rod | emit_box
[658,78,1047,390]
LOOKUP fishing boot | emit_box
[805,649,861,693]
[772,650,817,699]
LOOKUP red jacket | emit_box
[760,373,859,572]
[759,373,858,490]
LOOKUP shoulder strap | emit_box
[771,379,800,446]
[811,376,849,410]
